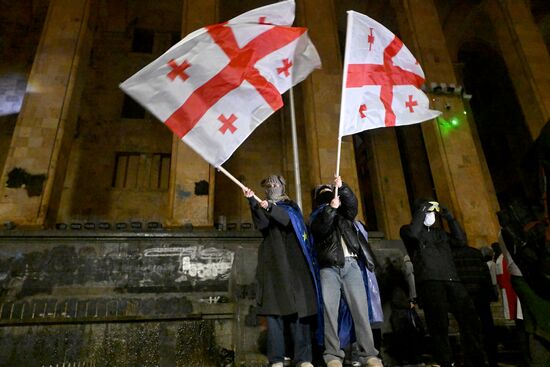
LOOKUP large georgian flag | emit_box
[120,0,321,167]
[339,11,440,136]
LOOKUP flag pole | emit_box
[335,135,343,185]
[335,11,354,197]
[289,87,303,209]
[217,165,262,202]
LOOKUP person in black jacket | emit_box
[310,176,383,367]
[400,199,486,367]
[243,175,318,367]
[382,255,425,366]
[451,242,498,367]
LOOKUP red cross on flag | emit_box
[339,11,440,137]
[120,0,320,167]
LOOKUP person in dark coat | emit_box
[243,175,318,367]
[400,199,487,367]
[382,255,425,366]
[310,176,383,367]
[451,241,499,367]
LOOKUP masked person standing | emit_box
[310,176,383,367]
[243,175,319,367]
[400,200,487,367]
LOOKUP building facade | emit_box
[1,0,550,246]
[2,0,550,247]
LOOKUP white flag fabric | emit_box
[339,11,440,137]
[120,0,321,167]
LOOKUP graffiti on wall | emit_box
[143,246,234,283]
[0,243,236,298]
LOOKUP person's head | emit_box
[412,198,440,227]
[491,242,502,260]
[480,246,494,262]
[261,175,288,202]
[313,184,333,207]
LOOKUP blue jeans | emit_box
[267,314,312,365]
[320,257,378,364]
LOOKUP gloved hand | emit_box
[440,205,453,220]
[413,203,430,219]
[422,203,430,212]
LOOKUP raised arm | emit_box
[338,183,358,220]
[400,204,429,255]
[311,205,337,239]
[409,203,429,237]
[243,187,269,230]
[332,176,358,220]
[440,206,467,246]
[247,197,270,230]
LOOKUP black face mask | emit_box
[316,189,333,206]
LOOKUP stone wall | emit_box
[0,230,261,366]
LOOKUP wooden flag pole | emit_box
[217,165,262,202]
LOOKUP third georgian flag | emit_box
[339,11,440,136]
[120,0,320,167]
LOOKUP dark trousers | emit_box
[472,294,498,367]
[418,281,487,367]
[267,314,312,365]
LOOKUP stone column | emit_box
[0,0,93,228]
[401,0,500,247]
[166,0,218,228]
[298,0,364,220]
[367,129,411,239]
[486,0,550,139]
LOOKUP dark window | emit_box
[113,152,171,190]
[121,95,146,119]
[132,28,154,53]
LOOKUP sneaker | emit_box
[365,356,384,367]
[271,363,284,367]
[327,360,343,367]
[299,363,314,367]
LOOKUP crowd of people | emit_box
[242,174,550,367]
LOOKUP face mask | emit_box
[265,185,284,201]
[262,175,286,202]
[316,188,333,206]
[424,211,436,227]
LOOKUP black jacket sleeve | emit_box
[409,204,428,238]
[248,198,291,232]
[447,217,467,246]
[248,197,270,231]
[311,205,337,240]
[400,205,428,255]
[338,183,358,220]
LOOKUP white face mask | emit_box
[424,212,436,227]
